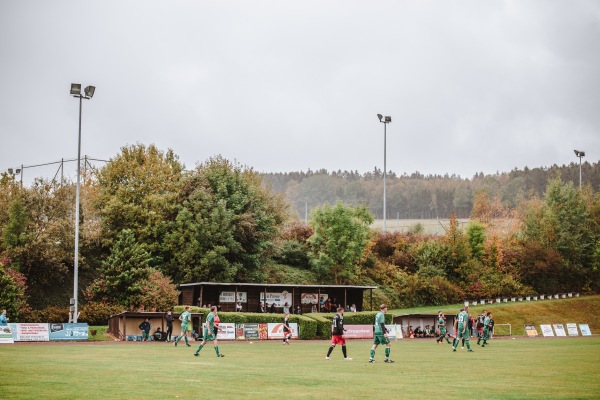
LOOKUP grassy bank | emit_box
[390,295,600,336]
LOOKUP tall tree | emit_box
[166,156,288,283]
[94,144,184,265]
[308,202,373,284]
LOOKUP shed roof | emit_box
[180,282,377,289]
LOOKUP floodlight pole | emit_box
[574,150,585,189]
[378,115,391,231]
[71,84,94,323]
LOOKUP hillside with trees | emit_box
[0,144,598,322]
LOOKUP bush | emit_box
[79,302,123,326]
[29,306,69,323]
[173,308,318,340]
[304,313,332,340]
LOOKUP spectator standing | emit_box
[0,309,8,326]
[283,302,290,314]
[165,311,174,342]
[194,306,225,358]
[325,307,352,360]
[350,304,357,312]
[269,303,276,313]
[173,306,192,347]
[139,318,151,341]
[369,304,394,363]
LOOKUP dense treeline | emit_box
[0,144,598,322]
[262,162,600,219]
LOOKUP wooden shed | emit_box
[107,311,203,341]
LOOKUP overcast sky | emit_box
[1,1,598,185]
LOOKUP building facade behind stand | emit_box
[178,282,378,313]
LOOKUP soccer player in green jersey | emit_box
[480,312,492,347]
[436,311,451,344]
[194,306,225,357]
[174,306,192,347]
[452,306,473,352]
[369,304,394,363]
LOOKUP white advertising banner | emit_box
[540,324,554,337]
[266,322,299,339]
[219,291,247,303]
[0,325,14,344]
[553,324,567,337]
[216,323,236,340]
[385,324,403,339]
[13,323,50,341]
[579,324,592,336]
[566,323,579,336]
[260,291,293,307]
[301,293,319,304]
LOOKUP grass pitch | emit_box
[2,337,599,399]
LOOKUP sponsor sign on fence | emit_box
[525,325,538,336]
[301,293,319,304]
[566,323,579,336]
[260,291,293,307]
[266,322,298,339]
[579,324,592,336]
[0,325,14,344]
[235,323,268,340]
[553,324,567,337]
[540,324,554,337]
[219,291,247,303]
[11,323,50,341]
[344,325,374,339]
[385,325,403,339]
[216,323,236,340]
[49,323,89,340]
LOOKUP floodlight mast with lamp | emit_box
[574,149,585,188]
[377,114,392,232]
[70,83,95,323]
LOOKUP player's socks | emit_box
[385,347,390,359]
[184,336,189,346]
[327,346,334,358]
[195,344,204,355]
[342,345,347,359]
[466,340,471,350]
[214,346,220,356]
[370,349,375,359]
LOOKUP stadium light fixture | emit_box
[70,83,96,323]
[574,149,585,188]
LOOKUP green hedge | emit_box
[175,307,317,340]
[304,313,331,340]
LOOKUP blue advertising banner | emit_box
[49,323,89,340]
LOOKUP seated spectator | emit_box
[269,303,276,313]
[311,304,317,313]
[236,302,243,312]
[350,304,357,312]
[295,305,302,315]
[408,325,415,339]
[424,325,433,338]
[153,327,165,341]
[414,326,424,338]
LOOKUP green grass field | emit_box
[2,337,599,399]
